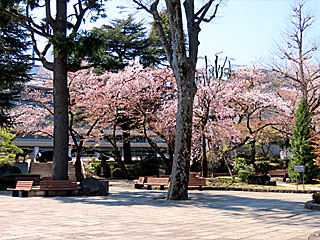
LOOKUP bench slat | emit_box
[144,177,169,190]
[7,181,34,196]
[146,178,169,185]
[39,180,79,196]
[188,178,207,186]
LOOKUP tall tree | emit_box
[0,2,31,128]
[272,1,320,113]
[1,0,105,180]
[94,15,149,69]
[289,96,319,182]
[133,0,221,200]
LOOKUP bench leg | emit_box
[21,191,29,197]
[134,184,143,189]
[199,186,202,191]
[12,190,19,197]
[147,185,152,190]
[160,185,164,190]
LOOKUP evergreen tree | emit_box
[289,96,319,182]
[93,14,168,69]
[93,15,149,69]
[1,0,106,180]
[0,4,31,127]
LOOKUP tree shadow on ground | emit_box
[41,188,318,227]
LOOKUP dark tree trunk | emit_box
[52,0,69,180]
[122,126,133,164]
[168,139,174,167]
[104,126,129,179]
[113,145,129,179]
[201,132,208,177]
[250,139,256,166]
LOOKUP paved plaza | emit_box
[1,180,319,240]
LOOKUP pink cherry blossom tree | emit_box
[97,63,177,171]
[198,67,291,173]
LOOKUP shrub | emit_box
[312,192,320,204]
[234,157,255,173]
[84,165,95,177]
[255,160,271,173]
[91,162,101,169]
[0,154,16,167]
[238,170,254,182]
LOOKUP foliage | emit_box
[93,14,164,70]
[255,160,271,174]
[84,165,96,178]
[0,3,31,127]
[238,170,254,182]
[234,157,255,173]
[0,128,22,153]
[289,96,319,182]
[0,153,16,167]
[90,161,101,170]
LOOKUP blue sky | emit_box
[101,0,320,67]
[34,0,320,67]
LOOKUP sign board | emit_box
[294,165,305,173]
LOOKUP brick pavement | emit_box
[1,180,319,240]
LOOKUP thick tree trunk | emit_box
[52,0,69,180]
[167,70,197,200]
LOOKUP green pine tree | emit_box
[289,96,320,182]
[0,4,32,127]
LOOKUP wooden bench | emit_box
[188,178,207,191]
[7,181,34,197]
[145,177,169,190]
[40,180,78,196]
[268,169,289,182]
